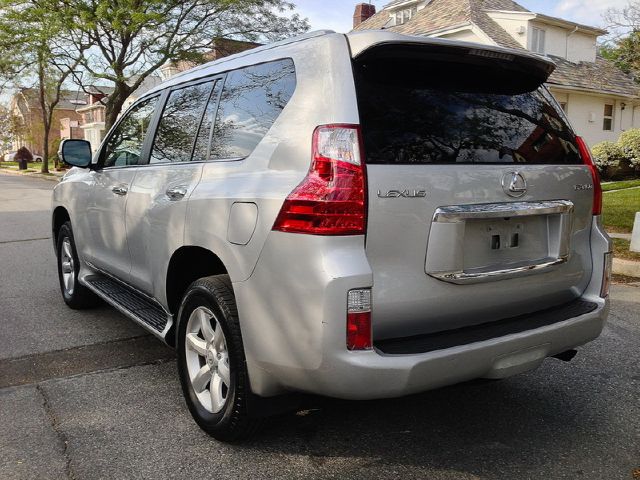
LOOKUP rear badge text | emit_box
[377,189,427,198]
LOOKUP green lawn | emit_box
[0,161,44,170]
[603,188,640,233]
[601,179,640,192]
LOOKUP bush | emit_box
[618,129,640,168]
[591,141,624,176]
[14,146,33,162]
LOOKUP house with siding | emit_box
[353,0,640,147]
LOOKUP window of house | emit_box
[150,81,215,164]
[208,58,296,160]
[531,27,546,54]
[102,96,158,168]
[393,7,417,25]
[603,104,614,131]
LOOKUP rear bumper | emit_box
[235,218,610,399]
[277,297,608,400]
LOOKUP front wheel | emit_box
[56,221,99,309]
[176,275,261,441]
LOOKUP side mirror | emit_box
[59,139,92,168]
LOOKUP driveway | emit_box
[0,172,638,480]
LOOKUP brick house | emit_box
[8,88,83,158]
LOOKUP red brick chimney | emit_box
[353,3,376,28]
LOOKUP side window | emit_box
[209,59,296,160]
[603,104,614,131]
[103,97,158,168]
[150,81,214,164]
[531,27,546,55]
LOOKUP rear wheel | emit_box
[176,275,261,441]
[56,221,99,309]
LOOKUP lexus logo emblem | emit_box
[502,172,527,198]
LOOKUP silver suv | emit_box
[53,30,612,441]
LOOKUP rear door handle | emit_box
[166,186,188,201]
[111,185,128,196]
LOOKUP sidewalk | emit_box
[608,234,640,279]
[609,232,632,241]
[0,165,63,182]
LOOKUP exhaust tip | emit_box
[552,349,578,362]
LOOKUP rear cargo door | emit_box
[353,42,596,340]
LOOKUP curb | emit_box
[0,168,62,182]
[613,258,640,279]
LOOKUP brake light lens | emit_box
[575,136,602,215]
[347,289,372,351]
[272,125,366,235]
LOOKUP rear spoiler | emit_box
[347,31,556,86]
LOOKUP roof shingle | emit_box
[548,56,639,97]
[353,0,638,98]
[355,0,527,49]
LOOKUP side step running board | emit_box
[83,274,172,340]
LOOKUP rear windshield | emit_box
[354,55,582,165]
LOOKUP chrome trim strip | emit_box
[428,256,569,285]
[433,200,574,223]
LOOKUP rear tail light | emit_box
[347,289,372,350]
[575,136,602,215]
[272,125,366,235]
[601,252,613,299]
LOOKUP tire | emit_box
[56,221,100,309]
[176,275,262,441]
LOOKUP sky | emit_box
[294,0,629,33]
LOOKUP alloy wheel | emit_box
[60,237,75,296]
[185,306,231,413]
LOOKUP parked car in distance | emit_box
[3,151,43,162]
[52,30,612,441]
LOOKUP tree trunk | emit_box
[37,52,49,175]
[42,127,50,174]
[104,82,134,131]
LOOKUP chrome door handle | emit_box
[111,185,128,196]
[166,186,188,201]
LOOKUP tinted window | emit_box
[103,97,158,168]
[355,59,581,165]
[209,59,296,160]
[150,82,214,164]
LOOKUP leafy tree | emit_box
[0,104,15,153]
[603,2,640,81]
[0,0,84,173]
[600,31,640,80]
[61,0,309,130]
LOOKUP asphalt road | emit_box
[0,172,638,480]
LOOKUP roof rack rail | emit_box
[167,30,336,83]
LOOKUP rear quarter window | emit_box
[208,58,296,160]
[355,58,581,166]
